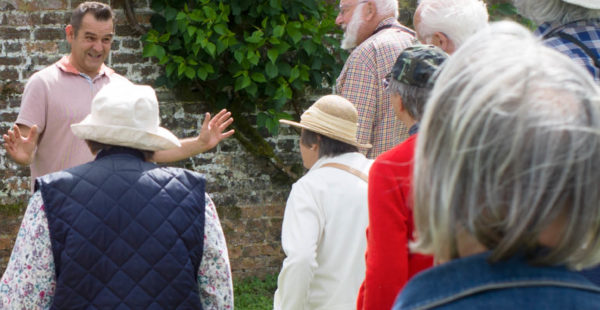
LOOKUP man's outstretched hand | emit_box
[152,109,235,163]
[3,124,39,166]
[196,109,235,153]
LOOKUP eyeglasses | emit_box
[383,73,392,89]
[338,0,369,17]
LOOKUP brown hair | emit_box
[70,1,114,35]
[300,129,358,158]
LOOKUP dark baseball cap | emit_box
[385,44,448,89]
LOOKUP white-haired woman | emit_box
[393,21,600,309]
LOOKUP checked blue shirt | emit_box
[536,18,600,83]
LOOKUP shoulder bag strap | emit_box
[320,162,368,183]
[543,26,600,69]
[555,32,600,69]
[372,23,416,37]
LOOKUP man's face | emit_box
[336,0,366,50]
[66,13,114,77]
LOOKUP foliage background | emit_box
[144,0,349,180]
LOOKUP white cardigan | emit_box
[274,152,374,310]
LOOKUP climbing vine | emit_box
[142,0,345,180]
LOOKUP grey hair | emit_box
[513,0,600,25]
[412,21,600,269]
[373,0,399,19]
[387,79,430,121]
[416,0,489,48]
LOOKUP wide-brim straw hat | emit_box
[563,0,600,9]
[280,95,372,149]
[71,83,181,151]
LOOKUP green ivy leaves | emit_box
[144,0,345,135]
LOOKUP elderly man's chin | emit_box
[341,33,358,50]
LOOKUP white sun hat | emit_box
[562,0,600,9]
[71,83,181,151]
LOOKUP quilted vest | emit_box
[36,147,206,309]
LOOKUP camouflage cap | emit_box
[388,44,449,89]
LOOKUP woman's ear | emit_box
[313,135,322,150]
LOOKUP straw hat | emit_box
[71,83,181,151]
[279,95,372,148]
[563,0,600,9]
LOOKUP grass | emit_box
[0,203,25,217]
[234,274,278,310]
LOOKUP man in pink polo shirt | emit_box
[3,1,234,190]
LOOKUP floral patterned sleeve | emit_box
[0,191,55,309]
[198,193,234,309]
[0,192,233,310]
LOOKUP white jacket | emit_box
[274,152,373,310]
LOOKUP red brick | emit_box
[0,27,30,40]
[265,204,284,217]
[25,41,59,54]
[34,27,65,40]
[1,12,37,26]
[112,52,141,64]
[0,56,24,66]
[0,236,16,251]
[5,42,22,53]
[122,39,140,49]
[14,0,68,11]
[0,69,19,80]
[42,12,69,25]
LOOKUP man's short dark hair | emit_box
[86,140,154,161]
[70,1,114,35]
[300,129,358,158]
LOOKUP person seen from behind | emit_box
[0,83,233,309]
[274,95,373,309]
[357,44,448,310]
[393,21,600,309]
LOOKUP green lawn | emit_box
[234,274,278,310]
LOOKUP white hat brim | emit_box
[562,0,600,9]
[71,121,181,151]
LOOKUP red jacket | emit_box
[357,134,433,310]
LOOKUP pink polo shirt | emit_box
[16,56,131,190]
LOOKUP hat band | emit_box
[300,107,358,143]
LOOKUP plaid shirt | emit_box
[336,18,415,158]
[536,18,600,82]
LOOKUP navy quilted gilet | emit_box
[36,147,205,310]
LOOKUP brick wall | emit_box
[0,0,309,280]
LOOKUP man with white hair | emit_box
[413,0,489,54]
[335,0,415,158]
[513,0,600,81]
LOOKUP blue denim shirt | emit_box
[393,252,600,310]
